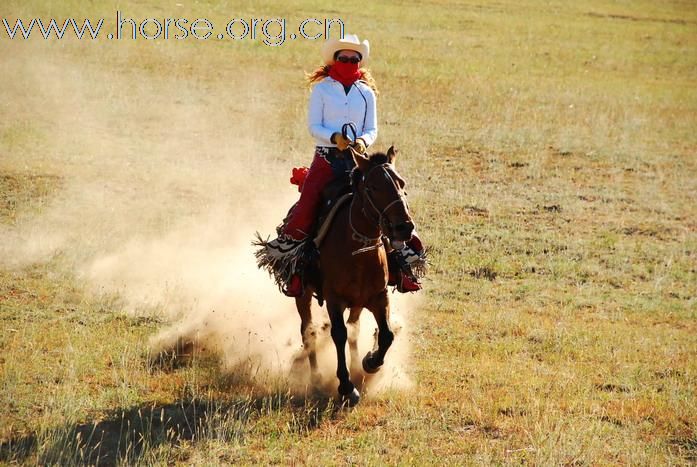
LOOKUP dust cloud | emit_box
[1,45,417,397]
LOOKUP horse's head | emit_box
[351,146,415,241]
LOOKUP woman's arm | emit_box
[307,84,334,145]
[357,87,377,147]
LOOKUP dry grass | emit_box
[1,0,696,464]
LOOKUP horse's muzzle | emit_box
[392,221,414,241]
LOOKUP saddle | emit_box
[313,175,353,247]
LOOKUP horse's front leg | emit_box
[363,292,394,374]
[347,307,363,380]
[327,299,360,406]
[296,292,319,386]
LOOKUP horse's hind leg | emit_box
[296,292,319,386]
[327,299,360,406]
[363,293,394,374]
[347,307,362,380]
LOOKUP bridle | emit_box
[339,122,411,255]
[348,156,410,255]
[361,163,410,232]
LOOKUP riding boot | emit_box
[284,274,304,297]
[387,232,426,293]
[386,250,422,293]
[398,272,422,292]
[388,269,422,292]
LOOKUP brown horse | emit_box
[296,146,415,406]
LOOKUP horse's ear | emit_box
[387,145,399,164]
[352,150,370,172]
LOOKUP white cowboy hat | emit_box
[321,34,370,65]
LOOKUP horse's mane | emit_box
[367,152,389,165]
[351,152,390,186]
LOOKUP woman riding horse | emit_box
[264,34,424,296]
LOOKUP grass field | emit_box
[1,0,696,464]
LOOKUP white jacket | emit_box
[308,76,377,148]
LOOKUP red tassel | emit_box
[290,167,309,192]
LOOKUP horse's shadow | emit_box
[1,313,401,465]
[0,355,341,466]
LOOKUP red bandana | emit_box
[329,61,363,87]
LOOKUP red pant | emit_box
[283,152,334,240]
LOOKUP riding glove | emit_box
[352,138,367,155]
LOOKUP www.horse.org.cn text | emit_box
[1,12,346,46]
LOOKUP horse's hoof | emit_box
[341,388,361,407]
[362,352,382,374]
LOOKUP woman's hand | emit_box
[331,132,352,151]
[351,138,367,155]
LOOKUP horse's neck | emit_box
[349,193,381,240]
